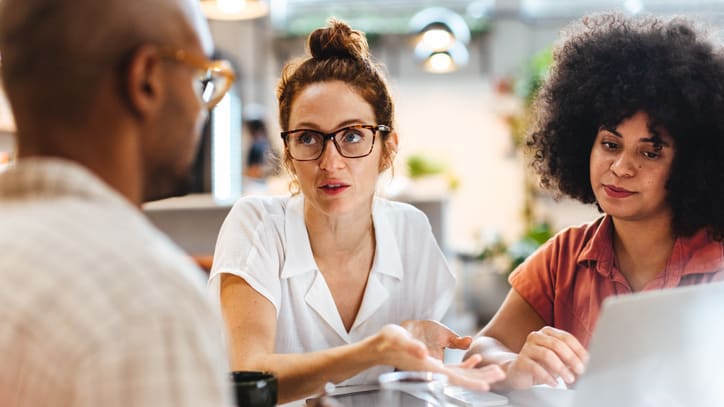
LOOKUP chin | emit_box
[142,172,193,203]
[603,208,647,222]
[318,201,350,213]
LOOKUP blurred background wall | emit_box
[4,0,724,254]
[4,0,724,328]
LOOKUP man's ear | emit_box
[124,45,164,118]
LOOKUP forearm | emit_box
[238,336,382,403]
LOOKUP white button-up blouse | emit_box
[209,194,455,385]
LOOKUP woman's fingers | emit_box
[377,324,428,360]
[538,327,588,374]
[448,335,473,350]
[401,320,472,358]
[524,336,575,383]
[505,326,588,388]
[524,357,559,387]
[457,353,482,369]
[444,363,506,391]
[507,354,558,389]
[477,364,506,384]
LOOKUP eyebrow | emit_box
[292,119,370,131]
[600,126,671,147]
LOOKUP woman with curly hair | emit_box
[465,12,724,391]
[209,20,504,402]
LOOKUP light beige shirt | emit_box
[0,158,232,406]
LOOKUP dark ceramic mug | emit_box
[230,371,278,407]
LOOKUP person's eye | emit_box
[296,132,319,145]
[601,141,619,150]
[341,129,364,143]
[641,148,662,159]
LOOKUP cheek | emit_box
[651,169,671,188]
[589,157,604,179]
[588,150,599,172]
[292,163,315,189]
[181,104,206,159]
[291,163,303,181]
[362,159,382,188]
[193,108,207,133]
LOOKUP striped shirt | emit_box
[0,158,232,406]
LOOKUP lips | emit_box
[603,184,635,198]
[318,180,350,195]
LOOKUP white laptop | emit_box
[569,281,724,407]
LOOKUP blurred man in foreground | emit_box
[0,0,235,405]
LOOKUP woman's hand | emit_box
[370,325,506,391]
[370,324,430,366]
[443,355,506,391]
[503,326,588,389]
[400,320,472,360]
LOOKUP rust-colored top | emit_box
[510,215,724,348]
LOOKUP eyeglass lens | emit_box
[194,71,232,108]
[199,71,227,103]
[288,126,375,160]
[200,75,215,103]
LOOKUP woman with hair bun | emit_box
[209,20,504,402]
[465,12,724,391]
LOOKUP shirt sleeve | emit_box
[508,233,561,325]
[208,197,285,316]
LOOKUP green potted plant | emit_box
[406,154,460,192]
[460,222,553,326]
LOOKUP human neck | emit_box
[611,216,676,291]
[304,202,375,262]
[17,124,144,207]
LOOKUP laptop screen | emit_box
[572,282,724,406]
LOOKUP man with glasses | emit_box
[0,0,234,405]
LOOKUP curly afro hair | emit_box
[528,12,724,240]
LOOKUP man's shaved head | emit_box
[0,0,212,121]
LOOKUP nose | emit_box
[609,152,635,178]
[318,138,345,170]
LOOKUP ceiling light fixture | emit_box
[200,0,269,21]
[416,41,470,74]
[422,26,455,52]
[623,0,644,14]
[425,52,455,74]
[410,7,471,74]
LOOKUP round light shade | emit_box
[415,40,469,73]
[421,27,454,52]
[409,7,471,45]
[200,0,269,21]
[424,52,455,74]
